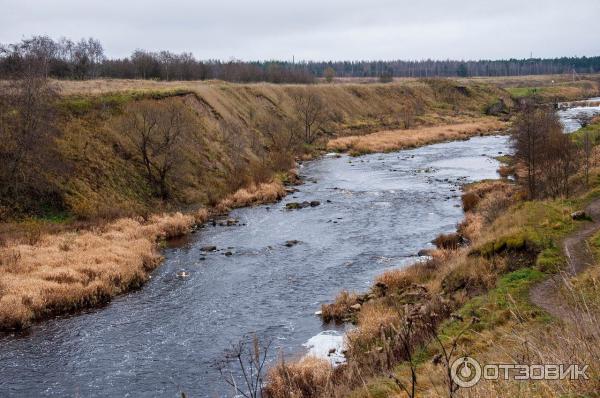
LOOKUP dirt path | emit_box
[530,198,600,321]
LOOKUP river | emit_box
[557,97,600,133]
[0,134,513,397]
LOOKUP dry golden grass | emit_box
[0,211,205,330]
[268,180,520,396]
[320,290,359,322]
[374,253,446,293]
[327,118,507,155]
[346,302,402,354]
[214,180,285,213]
[265,356,335,398]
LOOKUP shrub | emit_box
[432,233,463,250]
[264,356,333,398]
[346,302,401,356]
[461,192,480,212]
[477,190,514,224]
[441,257,496,294]
[321,290,359,322]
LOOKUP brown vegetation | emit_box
[215,181,286,212]
[269,117,600,397]
[326,118,507,155]
[512,105,578,199]
[265,356,335,398]
[0,75,512,221]
[0,74,63,214]
[265,157,580,397]
[320,290,360,323]
[0,211,202,330]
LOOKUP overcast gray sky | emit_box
[1,0,599,61]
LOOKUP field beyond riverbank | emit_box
[327,117,507,155]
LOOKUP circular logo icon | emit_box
[450,356,482,388]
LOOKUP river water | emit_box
[0,135,512,397]
[557,97,600,133]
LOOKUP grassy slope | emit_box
[345,122,600,397]
[39,79,512,220]
[0,78,512,330]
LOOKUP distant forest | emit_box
[2,35,600,83]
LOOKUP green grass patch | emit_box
[506,87,539,98]
[495,154,513,165]
[570,120,600,147]
[440,268,549,343]
[59,89,193,116]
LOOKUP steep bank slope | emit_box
[16,79,512,220]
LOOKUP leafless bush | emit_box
[290,88,329,144]
[215,334,272,398]
[0,71,63,213]
[428,317,478,398]
[461,192,480,212]
[512,105,578,199]
[120,100,196,199]
[433,233,464,250]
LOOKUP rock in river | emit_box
[201,245,217,252]
[285,240,301,247]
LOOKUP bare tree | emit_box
[401,102,416,129]
[0,71,61,209]
[257,112,299,170]
[215,334,272,398]
[541,129,578,198]
[85,37,105,78]
[219,120,251,189]
[323,67,335,83]
[511,106,560,199]
[290,88,329,144]
[120,100,192,199]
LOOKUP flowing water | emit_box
[0,135,511,397]
[5,94,594,397]
[4,98,592,396]
[557,97,600,133]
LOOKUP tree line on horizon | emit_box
[2,35,600,83]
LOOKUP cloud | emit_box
[1,0,599,60]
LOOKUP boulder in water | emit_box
[176,270,190,278]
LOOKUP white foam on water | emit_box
[302,330,346,366]
[557,100,600,133]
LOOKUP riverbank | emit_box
[0,76,513,331]
[0,180,286,331]
[0,133,514,397]
[265,119,600,397]
[327,117,507,155]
